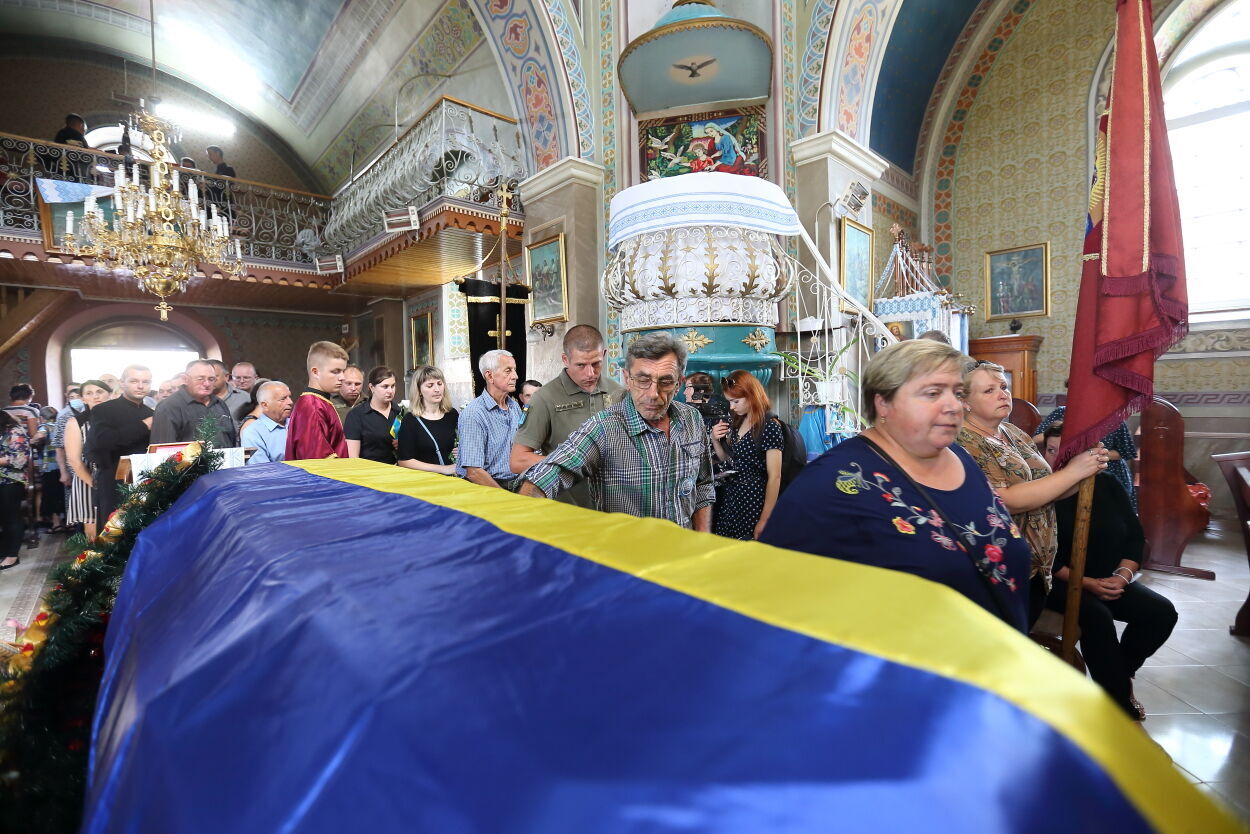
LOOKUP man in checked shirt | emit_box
[518,332,715,531]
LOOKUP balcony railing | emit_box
[0,132,332,268]
[323,96,528,256]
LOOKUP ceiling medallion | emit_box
[679,328,713,353]
[64,110,245,320]
[741,328,770,352]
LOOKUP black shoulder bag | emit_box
[859,435,1016,626]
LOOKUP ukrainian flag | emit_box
[83,460,1240,833]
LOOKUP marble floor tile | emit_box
[1134,678,1200,715]
[1140,644,1203,666]
[1162,628,1250,667]
[1143,713,1250,783]
[1137,665,1250,714]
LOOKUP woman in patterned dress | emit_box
[710,370,784,540]
[761,340,1036,631]
[957,361,1107,626]
[63,379,111,539]
[0,410,30,570]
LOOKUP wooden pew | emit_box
[1212,450,1250,636]
[1138,396,1213,580]
[1010,398,1042,438]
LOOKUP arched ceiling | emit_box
[0,0,516,190]
[869,0,981,174]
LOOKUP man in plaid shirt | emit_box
[519,332,715,530]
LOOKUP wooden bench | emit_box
[1212,450,1250,636]
[1138,397,1213,580]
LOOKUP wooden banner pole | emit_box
[1062,474,1097,666]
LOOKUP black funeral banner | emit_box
[460,278,530,396]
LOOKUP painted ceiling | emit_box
[869,0,981,174]
[0,0,512,190]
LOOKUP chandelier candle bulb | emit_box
[65,211,74,236]
[132,163,140,186]
[171,169,179,191]
[115,166,126,189]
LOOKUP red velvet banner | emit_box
[1060,0,1188,464]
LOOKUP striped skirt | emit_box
[67,471,95,526]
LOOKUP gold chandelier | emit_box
[64,109,246,320]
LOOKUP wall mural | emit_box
[639,107,766,181]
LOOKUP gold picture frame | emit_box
[984,242,1050,321]
[409,311,433,368]
[839,217,874,312]
[525,233,568,325]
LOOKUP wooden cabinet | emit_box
[968,334,1043,405]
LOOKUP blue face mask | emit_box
[69,398,85,411]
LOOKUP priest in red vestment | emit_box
[285,341,350,461]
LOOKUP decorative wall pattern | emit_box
[797,0,841,137]
[542,0,596,160]
[600,0,621,364]
[443,282,470,358]
[871,193,918,285]
[1157,0,1226,65]
[948,0,1098,394]
[1161,327,1250,358]
[834,1,880,136]
[313,0,485,187]
[478,0,572,172]
[207,312,342,387]
[932,0,1036,288]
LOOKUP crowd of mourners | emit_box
[0,325,1176,722]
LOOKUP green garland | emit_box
[0,425,224,834]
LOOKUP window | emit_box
[1164,0,1250,319]
[69,321,202,386]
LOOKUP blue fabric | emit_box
[761,436,1032,631]
[797,406,833,459]
[84,464,1154,834]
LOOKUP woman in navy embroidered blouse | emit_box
[760,339,1033,632]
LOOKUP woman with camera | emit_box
[710,370,784,540]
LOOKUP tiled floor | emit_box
[1134,524,1250,824]
[0,530,68,645]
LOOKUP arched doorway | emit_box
[66,320,203,387]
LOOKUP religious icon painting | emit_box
[839,217,874,312]
[984,242,1050,321]
[638,106,766,181]
[526,234,568,325]
[410,311,433,368]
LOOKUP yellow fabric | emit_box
[286,458,1241,834]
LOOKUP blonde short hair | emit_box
[862,339,969,423]
[306,340,348,372]
[962,359,1006,385]
[408,365,451,414]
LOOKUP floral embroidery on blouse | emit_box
[956,422,1057,590]
[836,462,1021,591]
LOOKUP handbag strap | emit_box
[859,435,1016,625]
[414,416,445,466]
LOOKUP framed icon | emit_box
[840,217,874,312]
[985,242,1050,321]
[525,233,568,325]
[409,311,433,368]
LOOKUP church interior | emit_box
[1,0,1249,830]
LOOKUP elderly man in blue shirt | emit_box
[457,349,520,488]
[241,381,293,464]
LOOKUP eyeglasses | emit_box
[629,374,678,393]
[188,375,217,384]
